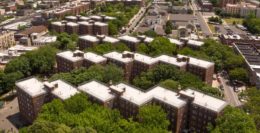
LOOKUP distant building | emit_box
[0,31,16,50]
[233,43,260,88]
[51,20,108,35]
[56,50,107,72]
[225,2,260,18]
[42,2,90,19]
[56,49,215,84]
[198,0,213,11]
[219,34,260,45]
[78,35,119,50]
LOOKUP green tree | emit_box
[103,63,124,83]
[229,68,248,83]
[108,21,118,35]
[86,43,130,54]
[4,57,31,76]
[138,37,177,56]
[211,106,256,133]
[143,30,158,37]
[26,121,71,133]
[165,21,173,34]
[24,46,57,75]
[133,64,220,96]
[244,88,260,130]
[64,93,90,114]
[2,72,23,93]
[159,79,180,91]
[137,105,170,130]
[243,16,260,34]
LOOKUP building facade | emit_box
[0,31,16,50]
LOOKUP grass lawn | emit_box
[223,18,244,25]
[208,23,216,33]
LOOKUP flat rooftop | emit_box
[66,22,79,26]
[178,54,214,68]
[78,80,115,102]
[16,77,46,97]
[156,55,187,67]
[118,35,140,43]
[79,35,99,42]
[169,38,184,46]
[95,22,107,26]
[187,40,204,47]
[180,89,227,112]
[52,21,65,26]
[84,52,107,63]
[56,51,83,62]
[103,36,119,43]
[104,51,134,63]
[114,83,186,107]
[50,80,79,100]
[134,52,158,65]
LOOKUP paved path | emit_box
[219,76,242,107]
[0,97,20,133]
[190,0,212,37]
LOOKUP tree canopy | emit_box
[178,39,245,72]
[21,93,170,132]
[244,88,260,130]
[1,46,57,94]
[137,37,177,56]
[50,64,124,85]
[243,16,260,34]
[210,106,257,133]
[85,42,130,54]
[133,64,221,97]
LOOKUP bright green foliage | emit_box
[51,33,78,50]
[4,57,31,76]
[143,30,158,37]
[159,79,180,91]
[178,39,245,72]
[165,21,173,34]
[244,88,260,130]
[4,45,57,77]
[22,121,72,133]
[50,64,124,85]
[85,42,130,54]
[243,16,260,34]
[229,68,249,83]
[99,3,140,34]
[0,72,23,93]
[210,106,257,133]
[137,105,170,130]
[208,16,222,24]
[137,37,177,56]
[22,94,170,132]
[23,46,57,75]
[133,64,221,97]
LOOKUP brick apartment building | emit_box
[118,35,141,51]
[56,50,106,72]
[56,50,215,84]
[42,2,90,19]
[78,35,119,50]
[78,80,227,133]
[66,22,79,34]
[16,77,79,123]
[16,77,226,131]
[51,20,108,35]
